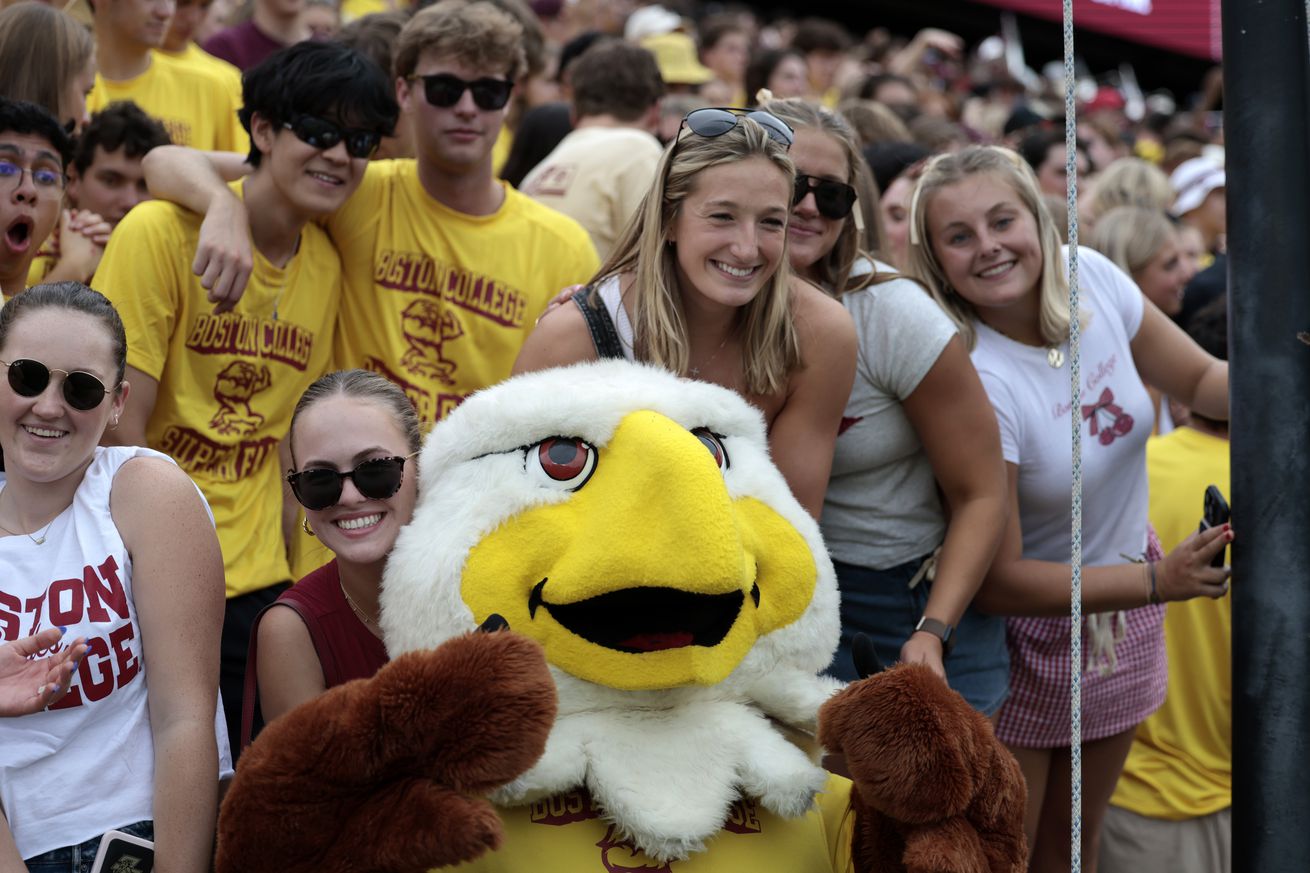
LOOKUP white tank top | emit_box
[0,446,232,859]
[595,274,636,361]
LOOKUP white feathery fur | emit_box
[381,361,843,860]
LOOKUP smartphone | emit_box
[1198,484,1231,568]
[89,830,154,873]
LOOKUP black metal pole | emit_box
[1225,0,1310,866]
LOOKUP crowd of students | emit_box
[0,1,1234,871]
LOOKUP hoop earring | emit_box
[302,518,315,537]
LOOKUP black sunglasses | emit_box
[283,116,382,160]
[679,107,795,149]
[286,454,416,511]
[793,174,857,220]
[1,358,114,411]
[410,73,514,111]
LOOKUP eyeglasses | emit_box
[1,359,114,411]
[409,73,514,111]
[282,117,382,160]
[678,107,795,149]
[793,174,857,220]
[286,453,417,511]
[0,160,66,192]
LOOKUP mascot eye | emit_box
[532,437,597,490]
[692,428,729,470]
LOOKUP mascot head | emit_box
[382,361,842,859]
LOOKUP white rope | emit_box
[1062,0,1084,868]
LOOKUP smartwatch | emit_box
[914,616,956,655]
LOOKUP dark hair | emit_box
[239,41,399,167]
[0,98,74,168]
[698,14,746,53]
[498,101,572,187]
[863,140,929,193]
[334,9,412,76]
[791,17,851,54]
[570,41,665,122]
[0,282,128,384]
[1183,294,1227,429]
[289,369,423,467]
[73,102,172,177]
[1019,129,1087,172]
[557,30,605,82]
[858,73,914,103]
[744,48,804,108]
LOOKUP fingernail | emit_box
[36,685,44,696]
[479,614,509,633]
[58,625,67,633]
[1227,531,1234,541]
[1222,523,1231,532]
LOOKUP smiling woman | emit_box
[513,108,856,520]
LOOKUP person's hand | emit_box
[910,27,965,58]
[900,631,947,681]
[1157,523,1233,602]
[195,194,254,315]
[538,284,584,323]
[0,628,87,716]
[56,209,109,281]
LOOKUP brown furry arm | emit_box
[216,631,558,873]
[818,663,1027,873]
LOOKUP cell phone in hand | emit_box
[89,829,154,873]
[1198,484,1231,569]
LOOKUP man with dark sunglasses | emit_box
[144,0,599,425]
[0,99,73,301]
[95,42,398,760]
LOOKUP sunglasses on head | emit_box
[679,107,795,149]
[286,453,416,511]
[793,174,857,220]
[283,116,382,160]
[2,359,114,411]
[410,73,514,111]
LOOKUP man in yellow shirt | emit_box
[1102,296,1231,873]
[87,0,248,152]
[160,0,245,107]
[147,0,600,423]
[97,43,398,757]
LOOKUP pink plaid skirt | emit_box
[995,531,1167,749]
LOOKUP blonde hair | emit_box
[394,0,527,82]
[762,97,882,293]
[0,5,94,125]
[1089,157,1173,218]
[906,145,1072,350]
[596,117,799,396]
[1087,206,1175,279]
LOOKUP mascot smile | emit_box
[216,361,1028,873]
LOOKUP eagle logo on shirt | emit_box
[401,300,465,385]
[209,361,273,436]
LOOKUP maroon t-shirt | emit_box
[274,559,389,688]
[201,20,285,71]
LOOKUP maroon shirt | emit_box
[275,559,388,688]
[201,20,286,71]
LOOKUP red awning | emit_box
[972,0,1221,60]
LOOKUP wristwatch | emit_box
[914,616,956,655]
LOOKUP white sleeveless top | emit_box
[595,274,636,361]
[0,446,233,859]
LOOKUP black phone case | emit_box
[1199,485,1231,568]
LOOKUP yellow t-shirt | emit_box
[447,776,855,872]
[88,51,249,153]
[340,0,392,22]
[1111,427,1231,819]
[25,232,58,287]
[491,123,513,177]
[96,181,341,598]
[160,43,245,114]
[326,159,600,422]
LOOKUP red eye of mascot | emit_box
[216,360,1028,873]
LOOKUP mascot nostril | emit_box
[216,360,1027,873]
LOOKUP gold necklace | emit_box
[339,578,382,638]
[688,331,733,378]
[0,515,56,546]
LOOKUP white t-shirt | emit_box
[971,247,1153,566]
[520,126,663,261]
[820,273,958,568]
[0,446,233,858]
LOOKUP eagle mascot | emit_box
[216,360,1027,873]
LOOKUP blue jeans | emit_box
[25,820,153,873]
[826,556,1010,715]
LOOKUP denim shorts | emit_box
[826,556,1010,715]
[25,820,153,873]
